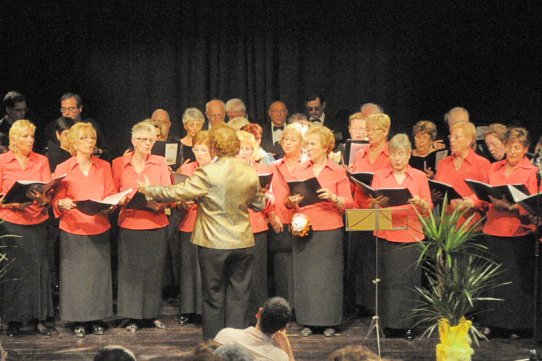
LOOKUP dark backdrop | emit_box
[1,1,541,156]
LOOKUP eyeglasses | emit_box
[135,137,156,144]
[448,134,465,141]
[60,107,79,113]
[366,128,383,134]
[307,106,321,111]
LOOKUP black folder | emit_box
[75,188,133,215]
[1,173,67,204]
[429,180,462,200]
[287,177,323,207]
[464,179,529,203]
[343,140,369,166]
[348,171,374,186]
[351,177,413,207]
[508,187,542,215]
[259,173,273,188]
[125,191,150,210]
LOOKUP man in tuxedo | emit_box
[305,94,345,145]
[225,98,247,121]
[0,91,27,137]
[261,100,288,159]
[206,99,226,129]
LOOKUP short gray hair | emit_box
[183,107,205,124]
[225,98,246,112]
[389,133,412,153]
[132,120,157,139]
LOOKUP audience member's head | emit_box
[444,106,469,128]
[359,103,383,117]
[3,91,27,123]
[257,297,292,335]
[209,123,240,157]
[225,98,247,121]
[60,92,83,121]
[94,345,136,361]
[268,101,288,126]
[305,94,326,121]
[214,344,254,361]
[192,340,222,361]
[151,109,171,141]
[327,345,387,361]
[206,99,226,127]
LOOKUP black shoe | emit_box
[92,324,104,335]
[178,315,191,325]
[74,325,86,338]
[7,325,19,337]
[36,322,52,336]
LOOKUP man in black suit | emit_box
[261,100,288,159]
[305,94,345,145]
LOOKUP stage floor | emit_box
[0,300,540,361]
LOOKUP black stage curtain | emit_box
[1,1,541,156]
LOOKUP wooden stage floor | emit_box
[0,299,540,361]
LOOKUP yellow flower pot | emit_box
[436,317,474,361]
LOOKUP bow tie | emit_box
[273,125,284,131]
[310,118,321,123]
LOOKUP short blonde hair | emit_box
[67,122,97,155]
[305,125,335,153]
[236,130,257,152]
[451,121,476,145]
[9,119,36,151]
[209,124,240,157]
[193,130,210,146]
[389,133,412,153]
[281,124,304,143]
[366,113,391,132]
[504,126,530,148]
[132,120,157,139]
[348,112,366,125]
[227,117,250,131]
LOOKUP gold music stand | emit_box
[345,207,408,359]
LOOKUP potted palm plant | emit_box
[412,197,507,361]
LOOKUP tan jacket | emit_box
[146,156,266,249]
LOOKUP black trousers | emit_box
[198,246,254,340]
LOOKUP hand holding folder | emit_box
[74,188,133,215]
[1,173,67,204]
[287,177,324,207]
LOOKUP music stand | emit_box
[345,207,408,359]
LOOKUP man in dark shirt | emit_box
[0,91,28,137]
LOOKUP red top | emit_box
[434,148,491,226]
[249,162,270,234]
[370,165,432,243]
[112,153,171,230]
[53,156,116,235]
[269,158,301,224]
[352,143,391,207]
[483,157,538,237]
[290,159,354,231]
[178,161,199,232]
[0,151,51,225]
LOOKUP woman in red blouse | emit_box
[236,130,272,322]
[286,125,354,337]
[112,121,172,332]
[366,133,432,337]
[465,127,538,337]
[268,124,307,306]
[177,130,212,325]
[53,122,116,338]
[0,120,53,337]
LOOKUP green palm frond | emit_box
[412,196,508,342]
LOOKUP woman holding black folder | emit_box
[268,124,306,306]
[286,125,353,337]
[0,119,54,337]
[365,133,432,337]
[462,127,538,337]
[53,122,117,337]
[111,121,172,332]
[410,120,440,178]
[176,130,211,325]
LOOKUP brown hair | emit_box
[209,123,240,157]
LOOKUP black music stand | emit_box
[345,207,408,359]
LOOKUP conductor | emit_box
[138,124,267,339]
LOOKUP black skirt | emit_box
[476,234,534,330]
[59,230,112,322]
[117,227,167,319]
[179,231,202,315]
[268,227,295,305]
[378,238,421,329]
[293,228,344,327]
[0,221,52,322]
